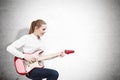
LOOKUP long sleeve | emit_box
[6,35,27,58]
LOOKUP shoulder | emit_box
[18,34,31,41]
[20,34,30,38]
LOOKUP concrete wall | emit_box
[0,0,120,80]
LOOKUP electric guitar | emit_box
[14,50,74,75]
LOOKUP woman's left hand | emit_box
[58,51,65,57]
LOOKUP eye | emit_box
[42,28,46,31]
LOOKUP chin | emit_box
[40,34,44,37]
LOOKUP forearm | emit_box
[37,53,59,61]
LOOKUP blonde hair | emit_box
[29,19,46,34]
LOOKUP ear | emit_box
[34,26,39,30]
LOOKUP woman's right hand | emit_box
[24,55,36,63]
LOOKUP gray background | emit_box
[0,0,120,80]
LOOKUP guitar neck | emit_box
[36,53,59,61]
[35,50,74,61]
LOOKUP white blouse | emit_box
[7,33,45,58]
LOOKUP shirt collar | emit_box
[31,33,41,40]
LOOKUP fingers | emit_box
[58,51,65,57]
[24,55,36,63]
[30,57,36,63]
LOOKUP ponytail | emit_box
[28,21,36,34]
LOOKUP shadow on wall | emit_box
[16,28,29,39]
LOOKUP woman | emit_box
[6,19,64,80]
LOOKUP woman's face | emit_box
[35,24,47,37]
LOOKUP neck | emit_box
[33,33,40,39]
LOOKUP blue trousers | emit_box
[26,68,59,80]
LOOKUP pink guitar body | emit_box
[14,50,44,75]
